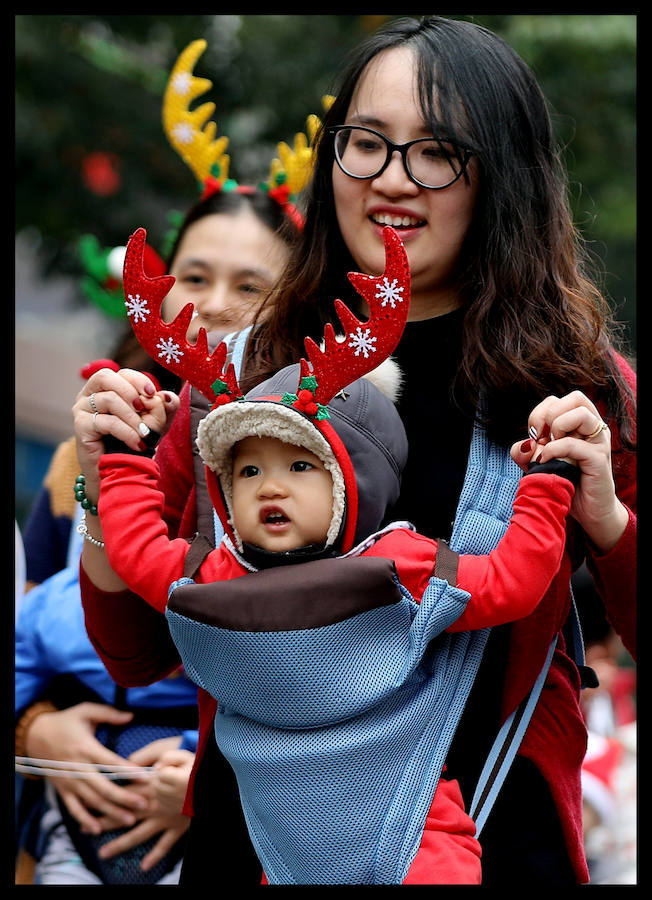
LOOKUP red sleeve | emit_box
[586,352,637,657]
[586,506,636,659]
[79,561,182,686]
[449,473,575,632]
[98,453,192,612]
[363,529,438,602]
[153,382,195,540]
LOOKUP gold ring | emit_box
[585,420,608,440]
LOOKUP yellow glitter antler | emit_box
[162,39,230,188]
[268,113,320,196]
[266,95,336,197]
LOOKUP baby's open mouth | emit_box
[261,508,290,525]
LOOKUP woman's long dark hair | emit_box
[255,15,635,450]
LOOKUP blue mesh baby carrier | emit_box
[167,418,557,884]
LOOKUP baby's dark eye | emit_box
[290,460,314,472]
[239,464,260,478]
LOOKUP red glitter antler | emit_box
[122,227,242,405]
[301,226,411,406]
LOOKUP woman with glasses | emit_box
[75,16,636,885]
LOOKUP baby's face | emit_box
[231,435,334,553]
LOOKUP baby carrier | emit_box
[167,414,523,884]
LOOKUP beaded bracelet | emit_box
[77,511,105,549]
[15,700,59,774]
[74,473,98,516]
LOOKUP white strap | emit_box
[15,755,154,780]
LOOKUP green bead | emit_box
[75,474,86,485]
[89,505,98,516]
[75,491,85,501]
[81,498,91,510]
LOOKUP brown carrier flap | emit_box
[169,556,402,632]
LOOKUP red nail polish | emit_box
[133,397,145,412]
[143,382,155,396]
[163,393,172,403]
[520,439,532,453]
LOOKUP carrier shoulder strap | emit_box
[444,417,557,840]
[469,635,556,837]
[184,327,253,579]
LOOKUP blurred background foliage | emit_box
[15,14,636,343]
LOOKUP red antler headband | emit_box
[124,226,410,410]
[122,225,410,412]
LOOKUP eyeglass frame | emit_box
[327,124,475,191]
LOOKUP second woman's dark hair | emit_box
[166,188,299,271]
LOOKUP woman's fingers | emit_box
[73,368,179,457]
[527,391,604,443]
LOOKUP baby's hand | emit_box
[510,434,577,473]
[510,436,540,472]
[139,393,168,435]
[133,389,179,452]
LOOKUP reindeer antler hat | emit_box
[123,225,410,554]
[163,38,329,231]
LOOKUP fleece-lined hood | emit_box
[196,359,408,555]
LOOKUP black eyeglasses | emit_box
[328,125,473,190]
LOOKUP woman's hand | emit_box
[22,703,150,834]
[72,366,179,501]
[146,747,195,817]
[510,390,629,553]
[72,367,180,591]
[94,737,192,873]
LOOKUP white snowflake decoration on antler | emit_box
[171,71,193,95]
[125,293,151,324]
[348,327,377,359]
[156,337,184,365]
[172,122,195,145]
[375,277,405,309]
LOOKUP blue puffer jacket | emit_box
[16,563,198,746]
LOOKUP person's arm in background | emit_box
[22,438,81,589]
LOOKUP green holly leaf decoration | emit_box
[299,375,318,393]
[211,377,230,396]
